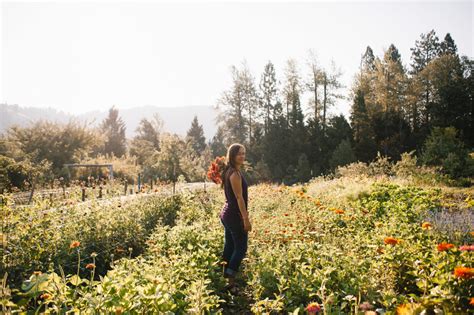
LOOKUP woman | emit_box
[219,143,252,293]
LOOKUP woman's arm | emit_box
[229,171,249,221]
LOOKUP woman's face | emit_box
[235,146,246,166]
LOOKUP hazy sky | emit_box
[1,0,472,119]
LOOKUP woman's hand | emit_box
[243,217,252,233]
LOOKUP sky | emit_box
[1,0,473,120]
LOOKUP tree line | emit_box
[211,29,473,184]
[0,29,472,191]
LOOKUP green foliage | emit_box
[186,115,207,155]
[329,139,356,171]
[2,178,473,313]
[0,155,51,191]
[2,120,98,175]
[129,115,162,166]
[77,153,139,183]
[99,106,127,158]
[421,127,472,178]
[2,192,182,287]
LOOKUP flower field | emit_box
[1,176,473,314]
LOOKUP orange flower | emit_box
[437,242,455,251]
[453,266,474,279]
[334,209,345,214]
[40,293,51,299]
[70,241,80,249]
[206,156,225,184]
[396,303,421,315]
[384,237,401,245]
[33,271,42,276]
[115,307,123,315]
[469,297,474,305]
[85,263,95,270]
[470,231,474,236]
[421,222,432,230]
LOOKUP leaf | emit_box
[340,301,348,310]
[21,274,49,296]
[69,275,83,286]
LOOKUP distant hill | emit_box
[0,103,219,140]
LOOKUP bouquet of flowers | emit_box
[207,156,226,184]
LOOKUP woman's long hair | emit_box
[220,143,244,189]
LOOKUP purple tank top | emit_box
[219,169,248,222]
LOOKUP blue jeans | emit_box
[220,216,248,278]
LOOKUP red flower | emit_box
[437,242,455,251]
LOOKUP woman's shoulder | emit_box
[228,168,241,180]
[230,168,248,185]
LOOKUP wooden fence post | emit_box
[138,173,141,192]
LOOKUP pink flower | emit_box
[459,245,474,251]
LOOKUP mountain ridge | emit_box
[0,103,219,140]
